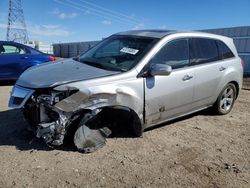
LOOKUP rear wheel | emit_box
[213,83,236,115]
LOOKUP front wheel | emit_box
[213,83,236,115]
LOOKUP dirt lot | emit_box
[0,85,249,188]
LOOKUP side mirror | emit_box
[150,64,172,76]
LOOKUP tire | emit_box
[131,116,144,137]
[213,83,236,115]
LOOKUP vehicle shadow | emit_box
[0,107,216,152]
[0,80,16,86]
[0,109,136,152]
[144,107,218,132]
[0,109,51,151]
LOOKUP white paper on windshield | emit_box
[120,47,139,55]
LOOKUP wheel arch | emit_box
[93,105,144,137]
[228,80,240,98]
[69,105,144,137]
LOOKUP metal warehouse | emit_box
[53,26,250,76]
[53,41,99,58]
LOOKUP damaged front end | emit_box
[9,85,112,152]
[23,88,79,146]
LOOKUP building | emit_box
[53,41,99,58]
[53,26,250,76]
[26,41,53,54]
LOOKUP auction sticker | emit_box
[120,47,139,55]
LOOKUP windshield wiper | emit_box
[101,61,126,72]
[82,60,106,70]
[79,58,110,70]
[72,56,80,62]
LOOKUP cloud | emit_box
[42,24,61,29]
[101,20,112,25]
[58,12,78,19]
[84,10,91,15]
[0,22,71,37]
[30,24,71,37]
[0,23,7,29]
[51,8,78,19]
[132,23,145,30]
[159,25,167,29]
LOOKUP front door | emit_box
[144,38,194,127]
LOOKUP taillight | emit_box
[49,56,56,61]
[241,59,245,67]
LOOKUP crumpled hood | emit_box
[16,58,119,88]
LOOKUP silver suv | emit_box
[9,30,243,152]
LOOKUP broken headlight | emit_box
[36,86,79,106]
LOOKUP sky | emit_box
[0,0,250,44]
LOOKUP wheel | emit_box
[213,83,236,115]
[131,116,144,137]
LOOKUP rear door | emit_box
[190,38,225,110]
[27,47,50,64]
[0,43,29,80]
[144,38,195,127]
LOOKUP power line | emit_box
[54,0,148,28]
[55,0,140,26]
[78,0,142,23]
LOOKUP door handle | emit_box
[21,56,28,59]
[182,75,193,81]
[219,66,226,71]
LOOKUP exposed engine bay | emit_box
[21,89,108,152]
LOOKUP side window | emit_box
[0,44,26,55]
[216,40,234,59]
[150,39,189,69]
[190,38,219,64]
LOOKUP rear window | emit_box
[28,47,43,55]
[216,40,234,59]
[190,38,219,64]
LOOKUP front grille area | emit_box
[22,101,40,126]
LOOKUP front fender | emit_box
[54,85,144,122]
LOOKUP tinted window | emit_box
[150,39,189,69]
[28,47,42,55]
[190,38,219,64]
[0,44,26,55]
[216,40,234,59]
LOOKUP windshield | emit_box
[78,35,158,72]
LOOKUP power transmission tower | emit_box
[6,0,29,43]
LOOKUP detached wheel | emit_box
[214,83,236,115]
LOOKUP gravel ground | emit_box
[0,85,249,188]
